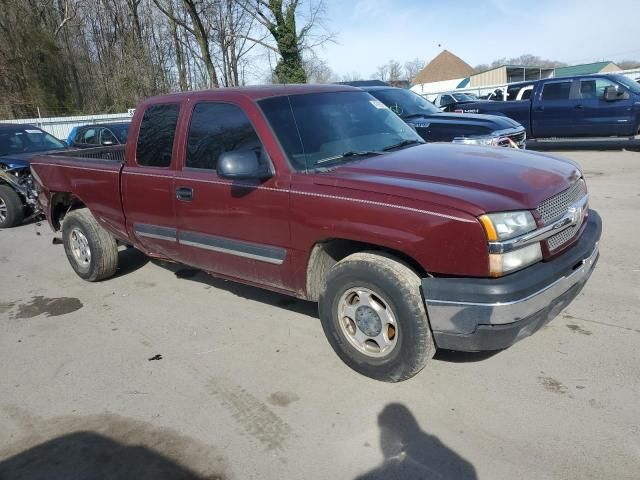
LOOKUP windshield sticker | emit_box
[370,100,387,109]
[25,129,43,133]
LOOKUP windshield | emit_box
[110,124,130,143]
[0,127,66,156]
[612,75,640,95]
[259,91,423,171]
[368,88,440,117]
[452,93,475,102]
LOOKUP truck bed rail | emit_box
[49,145,125,163]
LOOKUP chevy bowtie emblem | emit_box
[568,203,584,225]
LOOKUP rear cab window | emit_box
[136,103,180,167]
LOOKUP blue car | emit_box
[0,124,69,228]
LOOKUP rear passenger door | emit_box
[174,101,292,290]
[532,80,576,137]
[121,103,181,258]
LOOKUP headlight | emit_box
[452,136,494,146]
[479,211,537,241]
[489,243,542,277]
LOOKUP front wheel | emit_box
[319,252,435,382]
[0,185,25,228]
[62,209,118,281]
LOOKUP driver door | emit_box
[572,78,634,136]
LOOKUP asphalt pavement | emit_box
[1,148,639,479]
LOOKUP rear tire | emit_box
[62,209,118,282]
[319,252,435,382]
[0,185,25,228]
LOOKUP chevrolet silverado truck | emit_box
[30,85,601,382]
[448,74,640,139]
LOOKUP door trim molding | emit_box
[133,223,177,242]
[179,230,286,265]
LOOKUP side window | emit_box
[579,79,618,99]
[186,102,263,171]
[101,128,117,145]
[73,128,85,143]
[540,81,572,101]
[440,95,453,106]
[83,128,98,145]
[521,88,532,100]
[136,103,180,167]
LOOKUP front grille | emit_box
[507,131,526,146]
[547,224,579,251]
[536,179,587,225]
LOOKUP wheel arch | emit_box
[304,238,427,302]
[49,192,87,231]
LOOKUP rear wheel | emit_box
[319,252,435,382]
[62,209,118,281]
[0,185,24,228]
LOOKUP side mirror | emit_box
[217,150,272,180]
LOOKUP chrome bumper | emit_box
[426,243,598,328]
[422,210,601,351]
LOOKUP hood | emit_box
[406,112,521,133]
[312,143,581,216]
[0,149,69,170]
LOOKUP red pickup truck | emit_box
[30,84,601,382]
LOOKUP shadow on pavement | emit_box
[356,403,477,480]
[151,259,318,320]
[112,247,150,279]
[434,348,502,363]
[527,138,640,152]
[0,410,227,480]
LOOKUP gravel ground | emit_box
[1,148,639,479]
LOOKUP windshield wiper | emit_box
[314,150,383,166]
[382,139,425,151]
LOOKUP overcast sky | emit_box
[315,0,640,78]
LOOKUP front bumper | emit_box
[422,210,602,351]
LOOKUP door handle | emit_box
[176,186,194,201]
[535,106,544,112]
[575,104,584,109]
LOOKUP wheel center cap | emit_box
[355,305,382,337]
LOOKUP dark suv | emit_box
[362,86,527,148]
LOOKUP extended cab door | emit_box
[572,77,636,136]
[531,79,576,137]
[121,103,181,258]
[174,100,292,291]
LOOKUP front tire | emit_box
[62,209,118,281]
[319,252,435,382]
[0,185,25,228]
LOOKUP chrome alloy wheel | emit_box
[337,287,398,358]
[0,197,6,223]
[70,228,91,267]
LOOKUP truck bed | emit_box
[30,146,127,240]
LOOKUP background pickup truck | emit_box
[449,74,640,139]
[31,85,601,382]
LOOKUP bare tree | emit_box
[404,57,423,82]
[303,53,335,83]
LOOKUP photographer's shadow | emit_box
[356,403,477,480]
